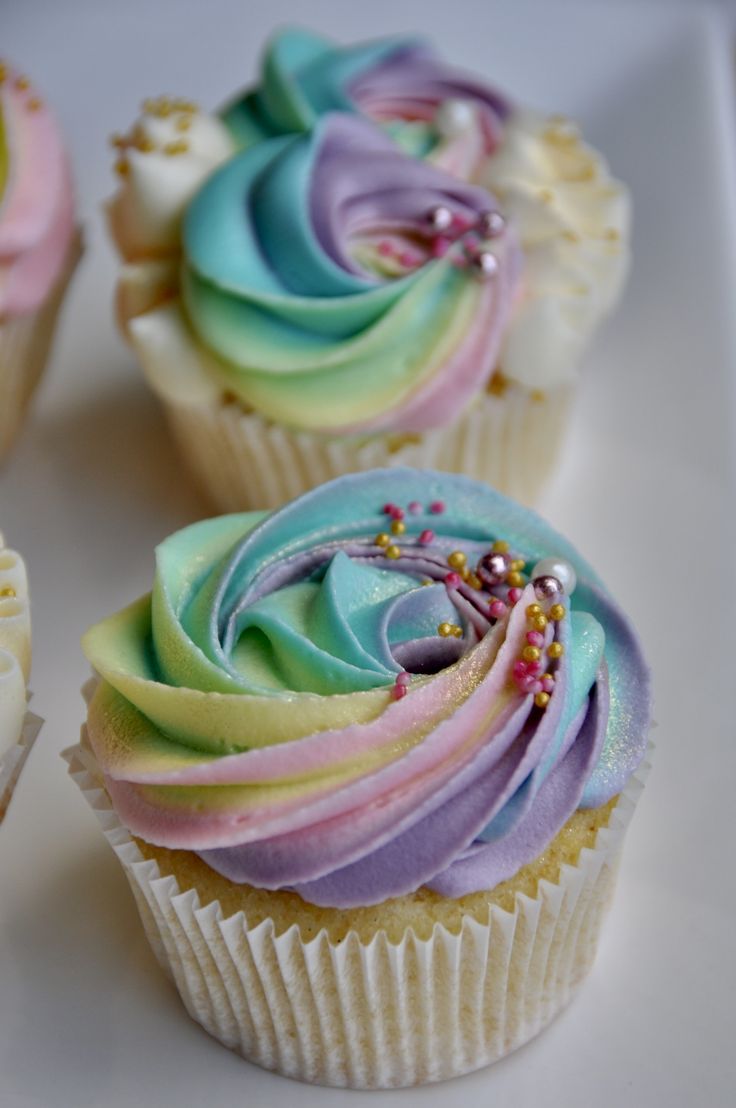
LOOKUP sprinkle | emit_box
[396,671,411,687]
[510,559,526,572]
[538,187,554,203]
[27,97,43,112]
[447,550,467,570]
[15,76,30,91]
[438,622,453,637]
[399,250,420,268]
[604,227,620,241]
[526,630,544,648]
[444,572,462,588]
[110,132,127,149]
[549,603,566,622]
[418,529,434,545]
[391,520,406,536]
[378,241,393,257]
[534,691,551,709]
[176,116,192,132]
[531,613,548,632]
[526,603,542,618]
[388,505,405,521]
[451,625,463,638]
[386,544,401,560]
[466,572,482,590]
[0,63,6,84]
[541,674,555,693]
[508,587,522,604]
[163,139,189,155]
[114,159,130,177]
[393,682,408,700]
[521,645,541,663]
[506,571,524,588]
[382,502,396,514]
[547,642,564,659]
[492,540,510,554]
[408,501,422,514]
[429,500,445,514]
[431,236,451,258]
[374,532,390,548]
[489,599,507,619]
[0,586,17,598]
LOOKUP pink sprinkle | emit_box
[517,674,538,694]
[526,660,542,676]
[419,529,435,544]
[388,505,405,520]
[382,502,396,514]
[378,240,393,257]
[541,675,555,693]
[451,213,472,232]
[489,599,507,619]
[396,671,411,687]
[444,571,462,588]
[431,235,451,258]
[513,660,529,679]
[408,500,422,514]
[393,683,408,700]
[526,630,544,648]
[429,500,445,514]
[399,250,419,268]
[508,587,522,604]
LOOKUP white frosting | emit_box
[107,99,235,261]
[0,534,31,760]
[482,110,630,389]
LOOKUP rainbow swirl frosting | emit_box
[177,113,519,433]
[223,29,509,179]
[0,61,75,319]
[83,469,649,908]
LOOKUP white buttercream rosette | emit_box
[0,533,40,820]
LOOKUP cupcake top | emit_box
[108,28,629,433]
[0,533,31,792]
[0,60,75,320]
[83,469,650,908]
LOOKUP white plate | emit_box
[1,2,735,1105]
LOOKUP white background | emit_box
[1,1,735,1105]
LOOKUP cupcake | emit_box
[107,30,628,511]
[69,468,650,1088]
[0,533,40,821]
[0,61,82,461]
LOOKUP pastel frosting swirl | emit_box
[181,113,520,433]
[83,470,649,908]
[0,61,75,318]
[223,28,509,172]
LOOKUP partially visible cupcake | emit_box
[0,533,40,821]
[69,468,650,1087]
[0,60,82,462]
[107,31,628,511]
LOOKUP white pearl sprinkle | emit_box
[531,557,577,595]
[435,99,476,138]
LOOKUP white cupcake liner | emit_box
[156,383,574,512]
[0,707,42,823]
[0,230,83,462]
[65,735,649,1089]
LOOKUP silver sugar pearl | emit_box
[477,551,510,586]
[531,557,577,595]
[478,210,506,239]
[533,574,562,600]
[435,98,476,138]
[427,204,453,233]
[471,250,499,280]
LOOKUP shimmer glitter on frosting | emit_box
[83,469,650,908]
[0,62,75,319]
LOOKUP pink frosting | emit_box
[0,65,75,319]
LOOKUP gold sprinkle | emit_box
[447,550,467,570]
[176,115,192,132]
[562,229,581,243]
[459,565,470,582]
[134,136,155,153]
[27,97,43,112]
[114,159,130,177]
[451,625,463,638]
[492,540,510,554]
[506,571,524,588]
[374,532,390,548]
[0,586,17,598]
[549,603,566,622]
[547,642,564,659]
[534,691,550,709]
[438,622,453,637]
[530,389,546,403]
[486,371,508,397]
[604,227,620,241]
[466,572,482,590]
[531,613,548,632]
[421,578,433,586]
[526,603,542,618]
[386,544,401,560]
[521,645,541,663]
[110,132,127,149]
[15,75,30,91]
[164,139,189,155]
[538,187,554,204]
[0,63,7,84]
[391,520,406,536]
[510,559,526,572]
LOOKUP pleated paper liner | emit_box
[0,230,83,462]
[155,383,574,512]
[0,708,42,823]
[65,732,649,1089]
